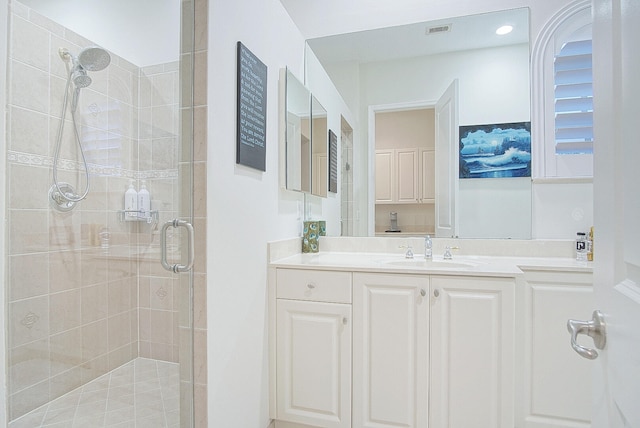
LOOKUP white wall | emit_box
[356,44,529,124]
[459,179,532,238]
[532,181,593,239]
[207,0,309,426]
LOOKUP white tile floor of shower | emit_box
[8,358,180,428]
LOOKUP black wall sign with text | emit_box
[236,42,267,171]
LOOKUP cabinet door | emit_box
[396,149,419,203]
[276,299,351,428]
[375,150,394,203]
[522,270,593,428]
[420,149,435,202]
[353,273,429,428]
[430,276,515,428]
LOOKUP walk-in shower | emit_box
[49,46,111,212]
[5,0,197,426]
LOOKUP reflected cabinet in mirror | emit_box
[306,8,533,238]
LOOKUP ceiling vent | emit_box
[426,24,452,35]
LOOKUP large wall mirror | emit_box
[305,8,533,238]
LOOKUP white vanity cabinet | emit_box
[269,255,586,428]
[274,268,352,428]
[520,269,593,428]
[352,272,515,428]
[352,273,430,428]
[430,275,515,428]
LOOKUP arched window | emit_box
[532,0,593,179]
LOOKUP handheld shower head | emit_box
[71,66,92,88]
[77,46,111,71]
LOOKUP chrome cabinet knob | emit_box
[434,289,440,298]
[420,289,426,297]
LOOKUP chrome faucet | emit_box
[443,246,453,260]
[424,235,432,259]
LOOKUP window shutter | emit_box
[554,39,593,154]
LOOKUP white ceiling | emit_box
[305,8,529,66]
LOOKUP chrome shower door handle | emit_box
[161,219,195,273]
[567,310,606,360]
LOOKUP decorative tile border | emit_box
[8,150,178,179]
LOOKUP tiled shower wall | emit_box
[6,2,182,421]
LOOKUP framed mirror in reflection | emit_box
[283,69,330,198]
[311,95,328,197]
[284,69,311,193]
[305,8,534,239]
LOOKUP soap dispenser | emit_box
[124,180,138,221]
[138,180,150,220]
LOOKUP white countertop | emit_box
[270,251,592,278]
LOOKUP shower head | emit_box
[71,66,92,88]
[77,46,111,71]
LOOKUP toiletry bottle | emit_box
[576,232,587,261]
[124,180,138,221]
[587,227,594,261]
[138,180,151,220]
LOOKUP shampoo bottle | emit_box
[124,180,138,221]
[138,180,151,220]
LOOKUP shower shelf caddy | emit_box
[118,210,159,224]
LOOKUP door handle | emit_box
[160,219,195,273]
[567,310,606,360]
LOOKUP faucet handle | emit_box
[399,245,414,259]
[443,246,453,260]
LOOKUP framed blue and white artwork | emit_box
[459,122,531,179]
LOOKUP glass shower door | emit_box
[4,0,196,426]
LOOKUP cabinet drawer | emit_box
[277,269,352,303]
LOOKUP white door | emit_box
[434,80,459,238]
[581,1,640,426]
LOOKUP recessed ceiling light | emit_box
[496,25,513,35]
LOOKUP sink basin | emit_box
[382,259,476,269]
